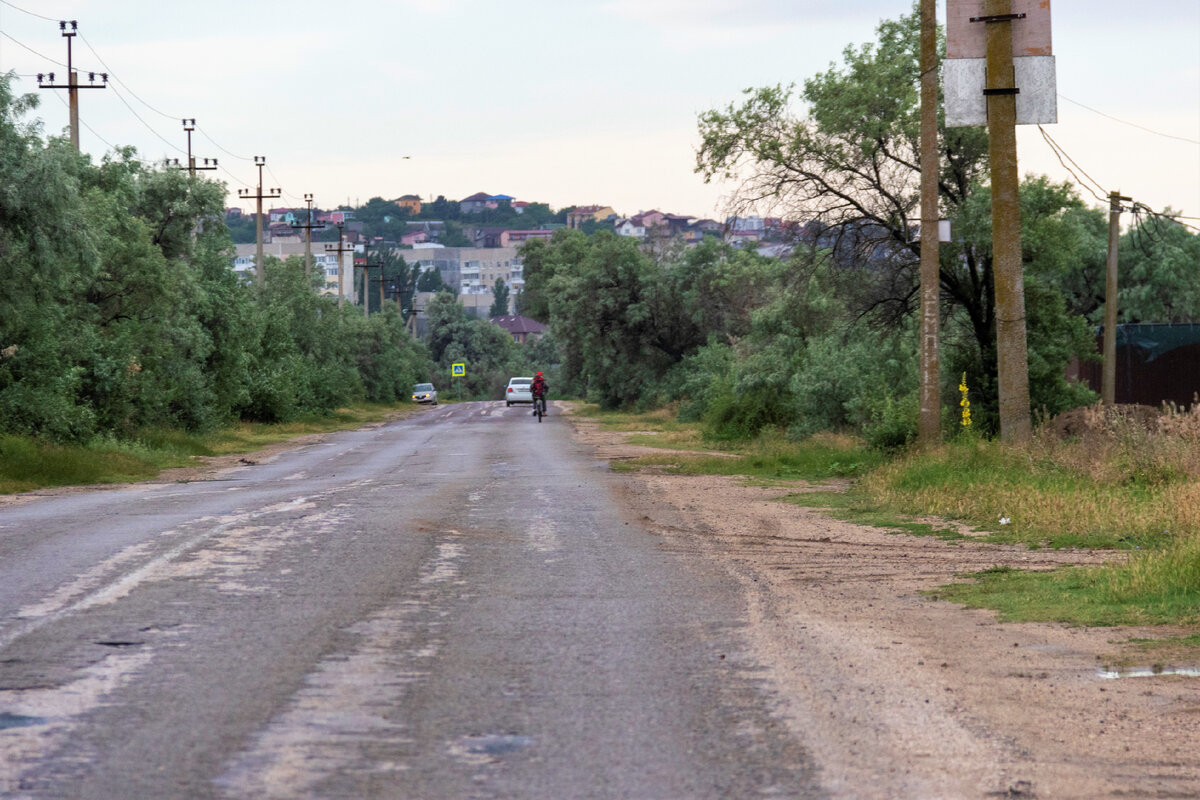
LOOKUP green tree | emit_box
[489,278,510,317]
[425,293,519,398]
[357,196,411,242]
[1118,213,1200,323]
[0,75,435,439]
[416,267,444,292]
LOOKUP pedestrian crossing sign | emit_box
[451,362,466,377]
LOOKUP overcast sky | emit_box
[0,0,1196,223]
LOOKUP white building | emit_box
[233,242,355,300]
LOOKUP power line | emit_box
[0,30,71,69]
[197,126,253,161]
[48,87,153,165]
[1035,125,1200,234]
[1059,94,1200,146]
[0,0,57,22]
[1037,125,1107,203]
[218,162,256,191]
[77,33,255,168]
[267,163,306,204]
[78,34,178,121]
[104,78,185,155]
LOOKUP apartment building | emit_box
[406,245,524,303]
[233,242,355,300]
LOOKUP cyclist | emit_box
[530,372,548,416]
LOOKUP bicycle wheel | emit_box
[536,398,543,422]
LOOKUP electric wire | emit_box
[1037,125,1200,235]
[78,34,178,121]
[48,87,153,165]
[198,126,253,161]
[1059,93,1200,146]
[4,20,255,173]
[0,30,183,157]
[267,163,306,204]
[0,30,71,70]
[104,78,186,155]
[1037,125,1108,203]
[0,0,57,22]
[218,162,257,193]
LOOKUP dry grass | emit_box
[858,404,1200,550]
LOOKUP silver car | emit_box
[412,383,438,405]
[505,377,533,406]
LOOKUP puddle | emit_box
[0,712,47,729]
[1098,666,1200,679]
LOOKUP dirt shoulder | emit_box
[570,413,1200,799]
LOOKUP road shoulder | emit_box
[568,413,1200,799]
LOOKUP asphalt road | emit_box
[0,402,820,799]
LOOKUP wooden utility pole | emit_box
[291,194,325,282]
[1102,190,1131,405]
[982,0,1031,442]
[237,156,280,287]
[324,222,350,309]
[918,0,941,447]
[36,21,106,152]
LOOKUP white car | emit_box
[505,377,533,406]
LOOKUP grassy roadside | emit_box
[575,404,1200,632]
[0,403,416,494]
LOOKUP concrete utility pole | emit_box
[291,194,325,282]
[237,156,281,287]
[324,222,350,309]
[359,240,384,320]
[918,0,941,448]
[981,0,1031,442]
[167,119,218,177]
[371,272,392,313]
[36,21,106,152]
[1102,190,1132,405]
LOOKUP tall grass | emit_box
[0,434,167,493]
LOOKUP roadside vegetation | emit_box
[575,403,1200,631]
[0,403,413,494]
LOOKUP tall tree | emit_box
[489,278,510,317]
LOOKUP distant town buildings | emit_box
[227,194,802,325]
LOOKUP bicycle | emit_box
[533,395,546,422]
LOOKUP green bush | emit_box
[863,393,919,451]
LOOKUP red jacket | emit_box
[531,376,547,397]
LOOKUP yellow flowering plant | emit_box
[959,372,972,429]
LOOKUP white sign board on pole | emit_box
[945,57,1058,127]
[944,0,1057,128]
